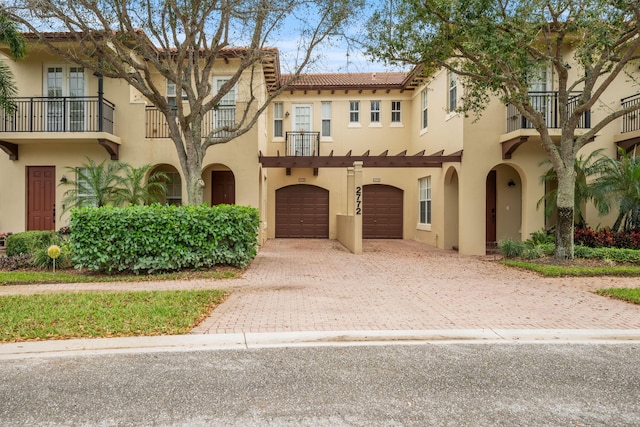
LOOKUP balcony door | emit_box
[44,65,86,132]
[291,104,313,155]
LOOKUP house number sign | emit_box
[355,186,362,215]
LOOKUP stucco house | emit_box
[1,34,638,255]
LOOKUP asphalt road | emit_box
[1,343,639,426]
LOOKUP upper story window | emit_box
[349,101,360,123]
[370,101,381,123]
[421,90,428,129]
[166,80,187,107]
[273,102,283,138]
[448,72,458,112]
[214,77,237,106]
[321,101,332,137]
[419,176,431,225]
[391,101,402,123]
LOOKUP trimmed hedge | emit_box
[70,204,259,273]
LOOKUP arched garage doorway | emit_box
[363,184,403,239]
[275,185,329,238]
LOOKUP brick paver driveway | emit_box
[194,239,640,334]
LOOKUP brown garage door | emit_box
[276,185,329,238]
[363,184,403,239]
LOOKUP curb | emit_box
[1,329,639,359]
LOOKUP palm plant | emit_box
[113,163,168,206]
[0,13,26,114]
[60,157,124,213]
[537,149,605,228]
[592,149,640,232]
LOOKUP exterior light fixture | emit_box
[507,179,516,187]
[59,176,68,183]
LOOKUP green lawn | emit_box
[0,269,239,285]
[596,288,640,305]
[502,260,640,277]
[0,290,227,342]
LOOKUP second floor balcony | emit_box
[285,131,321,156]
[506,91,591,133]
[0,96,120,161]
[615,92,640,154]
[145,105,236,139]
[0,96,115,134]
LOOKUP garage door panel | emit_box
[363,184,403,239]
[276,185,329,238]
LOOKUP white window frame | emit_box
[164,171,182,206]
[370,100,381,125]
[418,176,431,228]
[448,72,458,113]
[321,101,332,139]
[391,101,402,125]
[76,167,97,207]
[349,101,360,127]
[421,90,428,130]
[213,76,238,106]
[166,79,187,107]
[273,102,284,139]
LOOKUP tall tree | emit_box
[2,0,361,204]
[0,13,26,113]
[366,0,640,258]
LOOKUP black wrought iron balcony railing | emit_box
[506,92,591,133]
[0,96,115,134]
[621,93,640,133]
[285,131,320,156]
[145,105,236,139]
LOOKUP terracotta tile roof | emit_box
[281,71,424,91]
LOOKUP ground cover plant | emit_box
[498,231,640,277]
[0,290,227,342]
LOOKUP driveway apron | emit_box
[193,239,640,334]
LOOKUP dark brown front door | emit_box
[211,171,235,205]
[27,166,56,230]
[276,185,329,238]
[486,170,497,243]
[363,184,403,239]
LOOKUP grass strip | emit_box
[502,260,640,277]
[0,269,239,286]
[596,288,640,305]
[0,290,227,342]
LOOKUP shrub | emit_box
[574,226,640,250]
[0,253,33,270]
[498,239,525,258]
[70,204,259,273]
[5,231,60,257]
[31,242,73,270]
[574,245,640,264]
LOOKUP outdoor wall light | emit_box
[285,111,290,118]
[59,176,68,183]
[507,179,516,187]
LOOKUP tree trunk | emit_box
[555,170,576,259]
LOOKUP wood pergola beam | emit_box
[259,150,462,168]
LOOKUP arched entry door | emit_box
[211,170,235,205]
[275,185,329,238]
[363,184,403,239]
